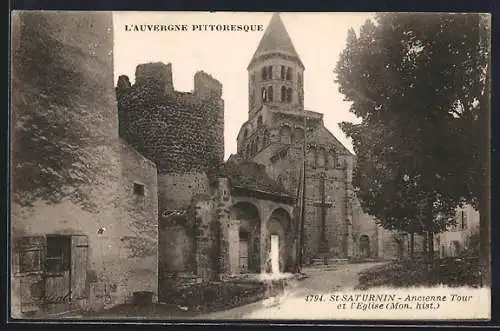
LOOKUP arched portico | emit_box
[231,197,296,273]
[267,207,295,273]
[230,201,261,273]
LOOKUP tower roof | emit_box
[248,13,304,69]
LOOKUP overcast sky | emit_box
[113,12,374,160]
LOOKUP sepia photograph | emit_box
[9,11,491,321]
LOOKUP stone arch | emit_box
[230,201,261,273]
[359,234,370,258]
[280,125,292,144]
[268,207,294,273]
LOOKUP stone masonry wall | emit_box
[119,140,159,301]
[116,62,224,174]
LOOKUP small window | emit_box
[286,88,292,103]
[281,66,286,79]
[281,86,286,102]
[267,86,273,102]
[286,67,293,80]
[46,236,71,274]
[261,87,267,102]
[267,66,273,80]
[261,67,267,80]
[133,183,145,196]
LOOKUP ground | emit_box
[200,262,385,320]
[73,262,383,320]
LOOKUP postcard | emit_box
[10,11,491,321]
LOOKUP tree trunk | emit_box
[426,197,435,263]
[422,232,428,257]
[428,232,434,262]
[410,233,415,260]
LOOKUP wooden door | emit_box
[44,235,71,306]
[70,235,88,300]
[239,239,249,273]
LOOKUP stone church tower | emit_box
[237,13,388,263]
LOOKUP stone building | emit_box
[11,12,158,316]
[435,204,480,258]
[237,13,390,263]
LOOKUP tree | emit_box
[335,13,490,276]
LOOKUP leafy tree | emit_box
[335,13,490,276]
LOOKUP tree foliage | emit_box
[335,14,490,238]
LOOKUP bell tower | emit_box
[247,13,305,118]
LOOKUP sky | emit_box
[113,12,375,160]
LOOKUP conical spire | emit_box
[248,13,304,69]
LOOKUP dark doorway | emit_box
[359,235,370,258]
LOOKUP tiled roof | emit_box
[248,13,303,68]
[217,155,292,197]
